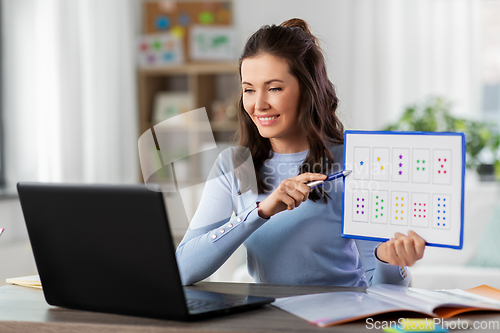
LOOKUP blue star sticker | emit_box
[360,161,364,166]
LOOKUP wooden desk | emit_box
[0,283,499,332]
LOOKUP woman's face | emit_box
[241,54,305,153]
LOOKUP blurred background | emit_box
[1,0,499,289]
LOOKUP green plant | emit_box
[384,96,500,172]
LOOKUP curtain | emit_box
[2,0,138,184]
[344,0,482,129]
[234,0,482,130]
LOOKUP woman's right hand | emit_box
[257,173,327,219]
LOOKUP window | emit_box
[482,0,500,124]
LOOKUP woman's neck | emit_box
[270,137,309,154]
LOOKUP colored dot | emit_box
[376,196,379,199]
[417,167,420,170]
[422,168,425,171]
[438,217,440,219]
[443,210,446,213]
[362,211,364,214]
[396,197,399,200]
[424,204,426,206]
[414,203,416,205]
[395,217,398,220]
[444,159,447,162]
[444,171,447,174]
[424,215,426,218]
[414,214,416,217]
[376,215,378,218]
[401,217,403,220]
[362,198,365,202]
[377,157,381,161]
[152,40,161,50]
[401,198,404,200]
[376,209,378,212]
[357,205,359,208]
[417,160,420,163]
[381,207,384,210]
[419,215,421,217]
[438,223,441,225]
[441,165,444,168]
[438,210,440,213]
[438,198,441,201]
[399,171,402,175]
[439,158,441,162]
[443,198,446,201]
[155,16,171,30]
[399,163,403,167]
[443,217,446,220]
[376,202,379,205]
[381,200,384,203]
[423,160,426,164]
[360,161,364,166]
[414,209,416,211]
[396,203,399,207]
[399,155,403,159]
[357,211,359,214]
[381,166,384,170]
[381,213,383,216]
[443,204,446,207]
[199,11,215,24]
[357,198,359,201]
[424,210,426,212]
[438,170,441,173]
[362,205,364,208]
[419,203,421,206]
[443,223,446,226]
[396,210,399,213]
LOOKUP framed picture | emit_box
[153,91,195,124]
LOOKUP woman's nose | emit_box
[255,92,270,111]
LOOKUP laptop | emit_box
[17,182,274,321]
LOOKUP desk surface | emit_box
[0,282,499,332]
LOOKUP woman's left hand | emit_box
[375,230,426,266]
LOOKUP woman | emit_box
[176,18,426,286]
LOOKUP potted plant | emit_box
[384,96,500,180]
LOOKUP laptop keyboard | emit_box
[186,298,231,313]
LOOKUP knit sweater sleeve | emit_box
[354,239,411,286]
[175,149,268,285]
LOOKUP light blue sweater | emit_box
[176,145,410,286]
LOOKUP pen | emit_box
[0,228,4,236]
[307,170,352,189]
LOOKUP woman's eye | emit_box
[269,87,282,92]
[244,89,254,94]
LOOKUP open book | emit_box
[6,275,42,289]
[272,284,500,327]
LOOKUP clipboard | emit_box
[342,130,465,249]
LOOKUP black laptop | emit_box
[17,182,274,321]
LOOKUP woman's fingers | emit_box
[377,231,427,266]
[293,172,327,183]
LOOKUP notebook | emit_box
[17,182,274,321]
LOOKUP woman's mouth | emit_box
[256,115,280,126]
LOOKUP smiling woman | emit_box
[175,18,426,287]
[241,55,303,153]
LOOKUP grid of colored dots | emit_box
[374,195,384,218]
[437,158,448,174]
[416,159,426,171]
[436,197,447,226]
[394,196,404,219]
[356,197,365,215]
[413,202,427,218]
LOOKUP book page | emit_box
[343,131,464,248]
[272,291,407,327]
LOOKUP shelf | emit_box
[139,62,239,76]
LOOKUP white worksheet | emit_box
[342,131,465,249]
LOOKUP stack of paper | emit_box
[6,275,41,289]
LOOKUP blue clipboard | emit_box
[341,130,465,250]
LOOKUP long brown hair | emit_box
[235,18,344,202]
